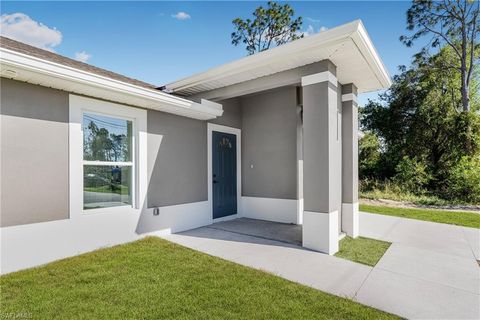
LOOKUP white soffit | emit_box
[0,49,223,120]
[166,20,391,95]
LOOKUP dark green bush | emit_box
[393,156,431,194]
[444,155,480,203]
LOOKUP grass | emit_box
[335,236,391,266]
[84,185,129,194]
[0,237,399,320]
[359,179,478,206]
[360,188,453,206]
[360,204,480,229]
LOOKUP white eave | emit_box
[166,20,392,96]
[0,48,223,120]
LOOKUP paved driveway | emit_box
[163,213,480,319]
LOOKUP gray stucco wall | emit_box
[209,97,242,129]
[147,95,245,207]
[1,77,300,227]
[1,79,69,227]
[241,87,298,199]
[302,81,332,213]
[147,110,208,207]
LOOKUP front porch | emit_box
[205,59,361,255]
[164,213,480,319]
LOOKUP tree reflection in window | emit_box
[82,113,133,210]
[83,113,132,162]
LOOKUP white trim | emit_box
[341,93,358,103]
[207,123,242,223]
[301,71,337,87]
[296,159,304,225]
[69,94,147,219]
[138,201,211,235]
[200,99,222,110]
[341,202,359,238]
[0,48,223,120]
[166,20,391,94]
[297,199,304,225]
[83,161,134,166]
[351,22,391,90]
[0,200,208,274]
[302,211,339,255]
[241,197,299,224]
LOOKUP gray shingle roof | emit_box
[0,36,158,90]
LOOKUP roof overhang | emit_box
[165,20,391,97]
[0,48,223,120]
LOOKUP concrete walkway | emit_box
[357,213,479,319]
[163,213,480,319]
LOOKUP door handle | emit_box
[213,180,218,184]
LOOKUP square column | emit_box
[341,84,359,238]
[301,61,341,255]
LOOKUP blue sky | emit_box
[1,1,421,105]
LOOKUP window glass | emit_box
[82,113,133,210]
[83,166,132,210]
[83,113,132,162]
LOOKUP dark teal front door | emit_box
[212,131,237,219]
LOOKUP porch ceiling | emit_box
[165,20,391,97]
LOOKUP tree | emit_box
[359,132,382,178]
[231,1,303,55]
[361,47,480,201]
[400,0,479,112]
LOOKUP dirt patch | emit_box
[360,198,480,213]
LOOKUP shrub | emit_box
[393,156,431,194]
[445,155,480,203]
[359,178,452,206]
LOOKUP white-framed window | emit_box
[82,112,135,210]
[69,95,147,217]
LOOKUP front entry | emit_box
[212,131,237,219]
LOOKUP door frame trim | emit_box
[207,123,242,223]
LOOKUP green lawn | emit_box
[335,236,391,266]
[360,204,480,229]
[84,185,129,194]
[0,237,399,320]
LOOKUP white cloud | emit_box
[298,25,315,37]
[171,12,191,20]
[74,51,91,63]
[305,17,321,23]
[300,24,328,37]
[0,13,62,51]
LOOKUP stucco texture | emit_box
[1,79,69,227]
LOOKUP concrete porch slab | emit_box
[209,218,302,246]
